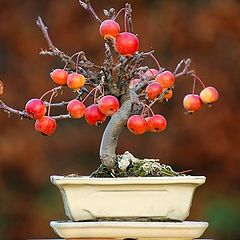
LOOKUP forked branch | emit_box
[78,0,102,24]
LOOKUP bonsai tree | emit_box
[0,1,218,177]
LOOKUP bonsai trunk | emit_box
[99,90,138,171]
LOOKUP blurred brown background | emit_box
[0,0,239,239]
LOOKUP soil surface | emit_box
[90,151,186,178]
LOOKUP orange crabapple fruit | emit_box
[67,73,86,90]
[99,19,120,39]
[67,100,86,119]
[183,94,202,113]
[200,86,219,104]
[50,69,68,86]
[155,71,175,88]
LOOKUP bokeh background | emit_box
[0,0,239,239]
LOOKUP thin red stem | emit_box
[63,52,80,70]
[141,104,146,116]
[40,86,61,101]
[93,87,100,105]
[82,86,100,103]
[141,103,154,116]
[192,77,196,95]
[192,73,206,89]
[124,8,128,32]
[47,91,57,116]
[114,8,125,21]
[75,52,83,73]
[149,53,161,71]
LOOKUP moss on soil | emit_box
[90,151,185,178]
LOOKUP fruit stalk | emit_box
[99,90,138,171]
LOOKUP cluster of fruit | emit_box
[23,17,218,137]
[25,90,120,136]
[183,87,219,113]
[99,19,139,56]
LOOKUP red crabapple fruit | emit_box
[35,116,57,136]
[144,69,159,79]
[127,115,147,135]
[147,115,167,133]
[25,99,46,119]
[85,104,107,126]
[115,32,139,56]
[146,82,163,100]
[98,95,120,116]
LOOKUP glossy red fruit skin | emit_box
[144,69,159,79]
[98,95,120,116]
[99,20,120,39]
[127,115,147,135]
[200,86,219,104]
[25,99,47,119]
[155,71,175,88]
[67,73,86,90]
[183,94,202,113]
[67,100,86,119]
[50,69,68,85]
[35,116,57,136]
[147,115,167,133]
[146,82,163,100]
[85,104,107,126]
[115,32,139,56]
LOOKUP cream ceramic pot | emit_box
[50,175,206,221]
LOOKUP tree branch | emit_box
[174,58,194,78]
[52,114,71,120]
[79,0,102,24]
[148,86,174,108]
[36,16,54,50]
[0,100,28,118]
[99,90,139,171]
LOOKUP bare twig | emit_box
[125,3,133,33]
[51,114,71,120]
[148,87,174,108]
[0,100,28,118]
[36,16,54,49]
[79,0,102,24]
[45,101,69,107]
[174,58,194,78]
[36,16,100,84]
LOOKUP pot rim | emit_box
[50,175,206,186]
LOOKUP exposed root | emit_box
[90,151,185,178]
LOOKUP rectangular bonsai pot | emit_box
[50,175,206,222]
